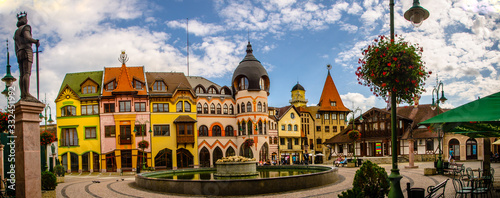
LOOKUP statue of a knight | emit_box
[14,11,39,101]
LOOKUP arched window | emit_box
[184,101,191,112]
[203,103,208,114]
[247,102,252,112]
[220,88,225,95]
[239,77,249,90]
[225,125,234,136]
[212,125,221,136]
[216,104,221,114]
[247,121,253,135]
[223,104,228,114]
[210,104,215,114]
[258,121,263,134]
[241,103,245,113]
[195,86,204,94]
[259,78,265,90]
[208,87,217,94]
[288,124,292,131]
[61,106,77,117]
[199,125,208,136]
[229,105,234,115]
[237,104,240,114]
[226,147,235,157]
[257,102,262,112]
[294,125,298,131]
[176,102,183,112]
[264,121,267,134]
[197,103,202,113]
[242,121,246,135]
[263,102,266,112]
[238,122,242,136]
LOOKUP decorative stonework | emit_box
[215,156,258,177]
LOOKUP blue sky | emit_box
[0,0,499,120]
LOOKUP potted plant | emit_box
[347,130,361,167]
[138,140,149,149]
[244,139,254,147]
[0,112,9,133]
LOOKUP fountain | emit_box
[135,156,339,196]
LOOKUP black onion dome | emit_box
[291,82,305,91]
[232,42,269,92]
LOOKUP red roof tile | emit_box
[318,71,349,112]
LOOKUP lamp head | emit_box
[439,91,447,103]
[48,115,54,123]
[359,116,364,122]
[39,113,44,119]
[404,1,430,28]
[1,85,8,98]
[430,98,436,110]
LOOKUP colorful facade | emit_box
[55,71,103,172]
[275,105,302,164]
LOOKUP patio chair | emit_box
[451,177,471,198]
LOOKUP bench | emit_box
[443,163,463,175]
[425,179,449,198]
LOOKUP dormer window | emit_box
[260,78,265,90]
[133,80,143,90]
[331,101,336,106]
[153,81,166,91]
[106,81,115,91]
[239,77,249,90]
[195,86,205,94]
[208,87,217,94]
[82,85,96,94]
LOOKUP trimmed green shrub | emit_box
[338,160,390,198]
[54,165,65,177]
[41,171,57,190]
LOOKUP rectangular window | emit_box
[119,101,131,112]
[135,124,146,136]
[316,126,321,132]
[280,138,285,145]
[281,125,285,130]
[324,114,329,120]
[85,127,96,139]
[152,103,169,112]
[426,139,434,151]
[177,123,193,135]
[316,139,322,145]
[61,128,78,146]
[154,125,170,136]
[339,113,344,120]
[325,126,330,132]
[104,103,115,113]
[135,102,146,112]
[316,114,320,119]
[81,105,99,115]
[105,126,116,137]
[333,126,338,132]
[294,138,299,145]
[332,113,337,120]
[340,126,345,131]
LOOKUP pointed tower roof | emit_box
[114,62,134,92]
[318,65,349,112]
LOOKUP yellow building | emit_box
[289,82,315,163]
[147,72,199,169]
[56,71,103,172]
[275,105,302,164]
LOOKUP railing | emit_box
[177,135,194,144]
[119,135,132,144]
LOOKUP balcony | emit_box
[177,135,194,144]
[119,135,132,145]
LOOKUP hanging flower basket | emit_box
[356,35,431,104]
[348,130,361,141]
[0,112,9,133]
[138,140,149,149]
[40,131,56,145]
[244,139,254,147]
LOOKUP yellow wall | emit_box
[150,99,198,169]
[56,90,100,172]
[290,90,307,107]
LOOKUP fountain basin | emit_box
[135,165,339,196]
[214,161,258,177]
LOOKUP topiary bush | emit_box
[54,165,65,177]
[338,160,390,198]
[41,171,57,190]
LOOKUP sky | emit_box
[0,0,499,122]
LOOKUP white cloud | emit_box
[340,92,377,114]
[340,23,359,33]
[167,19,225,37]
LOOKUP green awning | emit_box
[420,91,500,138]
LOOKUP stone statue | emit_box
[14,11,39,102]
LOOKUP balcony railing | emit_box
[119,135,132,145]
[177,135,194,144]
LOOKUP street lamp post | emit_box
[345,106,363,162]
[388,0,429,197]
[134,120,151,173]
[430,76,447,174]
[2,40,16,97]
[39,94,55,171]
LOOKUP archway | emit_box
[105,152,116,172]
[199,147,210,167]
[226,147,235,157]
[239,142,253,158]
[213,147,223,166]
[259,143,269,162]
[466,138,478,160]
[154,148,173,169]
[70,152,79,172]
[82,152,90,172]
[93,152,100,172]
[449,139,460,160]
[177,148,194,168]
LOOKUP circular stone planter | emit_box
[135,165,339,196]
[214,161,258,177]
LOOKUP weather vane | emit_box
[118,50,129,64]
[327,64,332,71]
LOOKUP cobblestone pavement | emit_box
[56,161,500,198]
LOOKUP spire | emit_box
[240,41,259,63]
[246,41,253,54]
[318,64,349,112]
[114,51,134,92]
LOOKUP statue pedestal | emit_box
[15,100,44,198]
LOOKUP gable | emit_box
[55,85,79,102]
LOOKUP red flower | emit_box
[393,57,397,61]
[429,71,432,74]
[375,48,379,52]
[383,72,387,75]
[387,63,391,66]
[382,83,387,87]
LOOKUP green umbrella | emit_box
[420,91,500,138]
